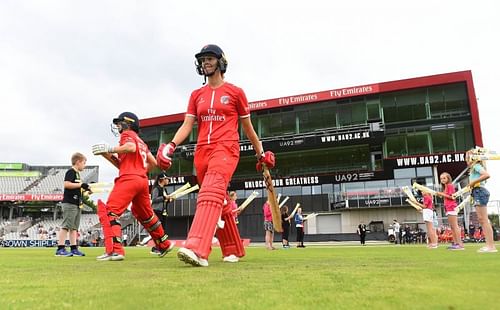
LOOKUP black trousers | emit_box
[296,226,304,243]
[360,233,366,244]
[153,209,168,233]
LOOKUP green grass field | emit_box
[0,243,499,309]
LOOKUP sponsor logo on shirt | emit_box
[220,96,230,105]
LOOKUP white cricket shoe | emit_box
[139,236,152,246]
[96,253,125,261]
[223,254,239,263]
[177,247,208,267]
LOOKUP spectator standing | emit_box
[281,205,291,248]
[150,172,172,254]
[263,200,275,250]
[437,172,464,250]
[413,191,438,249]
[393,219,401,245]
[55,152,93,257]
[295,207,306,248]
[465,150,497,253]
[357,223,367,245]
[468,223,476,241]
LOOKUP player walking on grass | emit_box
[55,152,93,257]
[436,172,464,250]
[92,112,175,261]
[465,150,497,253]
[157,44,275,267]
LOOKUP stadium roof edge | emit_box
[139,70,477,129]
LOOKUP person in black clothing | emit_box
[468,223,476,241]
[357,223,367,245]
[149,172,172,254]
[404,224,412,244]
[281,205,292,248]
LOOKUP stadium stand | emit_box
[2,214,99,241]
[1,164,98,195]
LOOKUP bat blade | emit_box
[262,165,283,232]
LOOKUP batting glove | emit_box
[92,143,114,155]
[157,142,176,170]
[256,150,276,171]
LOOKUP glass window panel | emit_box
[394,168,416,179]
[431,129,454,153]
[366,100,380,120]
[416,167,433,177]
[407,134,429,155]
[312,185,322,195]
[386,135,407,156]
[321,184,333,195]
[395,90,426,107]
[302,186,311,195]
[345,182,364,190]
[283,186,301,196]
[394,178,411,187]
[382,106,398,123]
[351,101,367,125]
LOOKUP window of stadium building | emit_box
[385,124,473,156]
[297,106,337,133]
[429,83,469,117]
[258,110,297,137]
[272,147,369,176]
[381,89,427,123]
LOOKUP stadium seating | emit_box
[0,166,98,195]
[2,214,99,240]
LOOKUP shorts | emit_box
[264,221,274,232]
[422,209,434,223]
[446,210,458,216]
[61,202,81,230]
[471,187,490,206]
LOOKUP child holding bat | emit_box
[436,172,464,250]
[465,150,497,253]
[413,190,438,249]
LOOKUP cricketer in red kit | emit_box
[92,112,175,261]
[157,44,275,267]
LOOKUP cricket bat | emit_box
[454,196,470,213]
[405,198,422,211]
[303,213,317,221]
[237,191,259,213]
[412,183,438,196]
[289,203,301,218]
[171,184,199,199]
[402,186,418,202]
[276,193,282,204]
[452,186,471,200]
[278,196,290,208]
[170,182,192,196]
[262,165,283,232]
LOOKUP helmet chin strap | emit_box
[202,66,218,85]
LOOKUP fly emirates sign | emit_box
[248,85,379,111]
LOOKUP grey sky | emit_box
[1,1,500,204]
